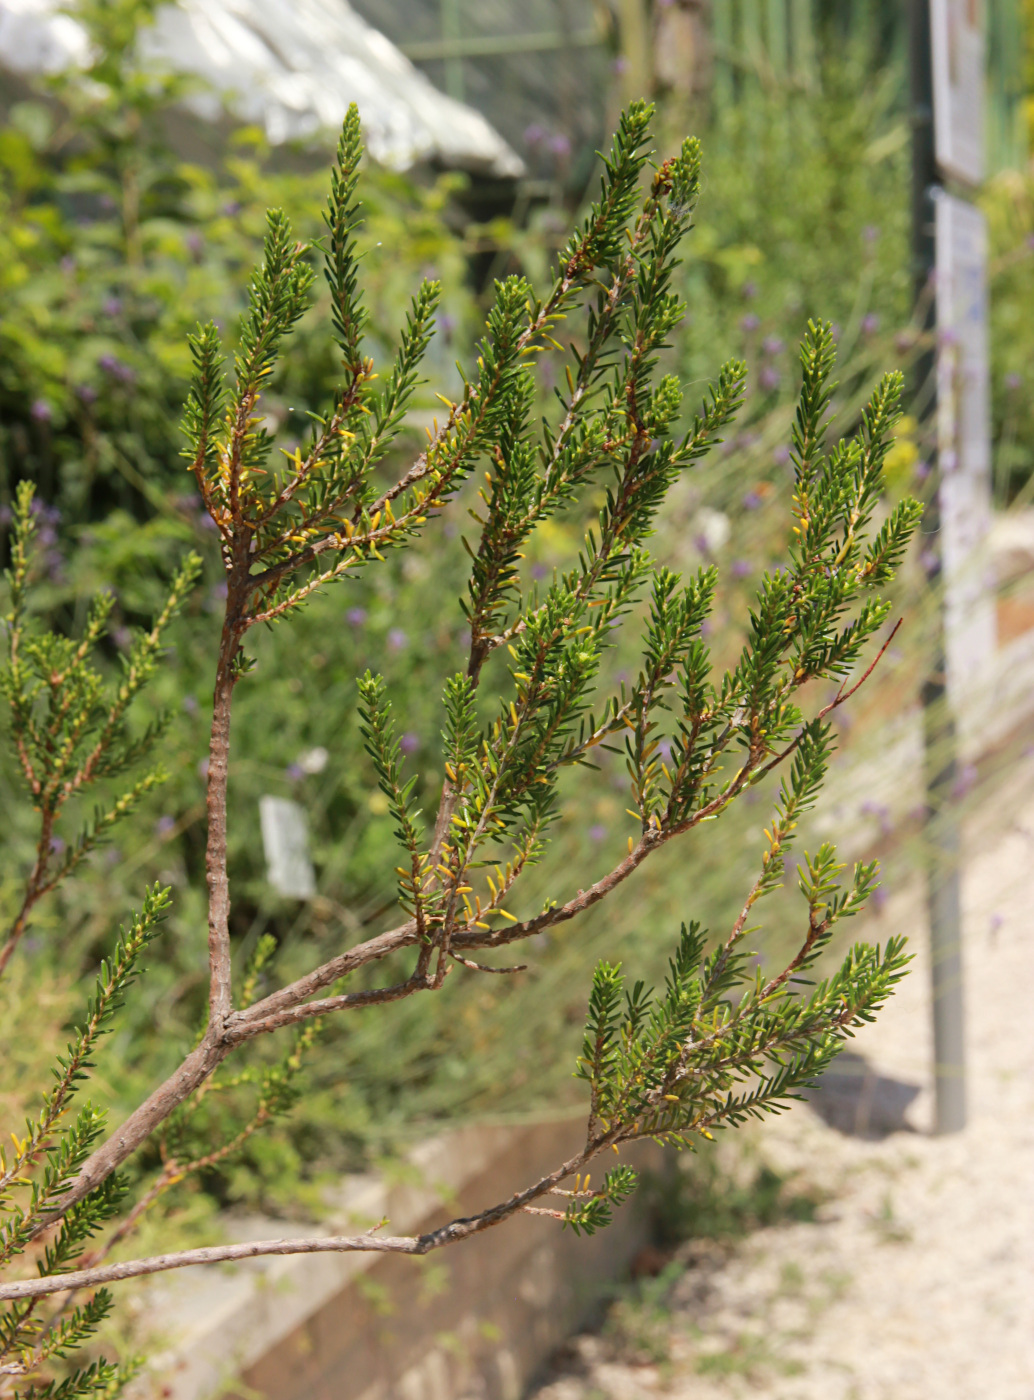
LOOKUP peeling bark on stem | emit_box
[205,577,247,1027]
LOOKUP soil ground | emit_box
[526,757,1034,1400]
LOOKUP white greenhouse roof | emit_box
[0,0,524,176]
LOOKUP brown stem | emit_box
[1,1138,607,1303]
[34,1036,231,1234]
[757,912,831,1003]
[0,837,49,980]
[205,574,249,1026]
[235,920,419,1029]
[230,973,426,1041]
[454,827,663,952]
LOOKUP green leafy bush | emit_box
[0,98,918,1393]
[0,16,936,1231]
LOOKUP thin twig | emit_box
[2,1139,607,1302]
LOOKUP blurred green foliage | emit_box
[0,8,930,1229]
[0,0,473,525]
[983,169,1034,504]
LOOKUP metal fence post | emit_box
[910,0,966,1135]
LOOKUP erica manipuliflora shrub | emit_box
[0,101,919,1393]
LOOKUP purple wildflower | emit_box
[387,628,408,651]
[76,384,98,405]
[952,763,977,798]
[103,297,122,317]
[742,490,762,510]
[49,836,66,855]
[183,694,198,715]
[346,606,367,627]
[759,365,780,392]
[589,824,608,842]
[861,313,880,335]
[740,313,760,333]
[30,399,52,424]
[98,354,135,386]
[860,799,892,835]
[399,732,420,755]
[156,815,176,837]
[762,336,784,356]
[731,559,752,578]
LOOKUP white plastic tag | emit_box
[259,796,316,900]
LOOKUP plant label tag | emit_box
[259,796,316,900]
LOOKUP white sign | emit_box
[931,0,985,186]
[935,192,995,702]
[260,796,316,899]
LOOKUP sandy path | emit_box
[529,761,1034,1400]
